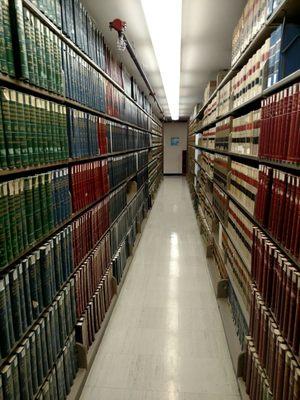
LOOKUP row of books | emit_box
[33,0,62,28]
[109,184,127,226]
[255,166,300,261]
[231,0,284,65]
[0,88,68,169]
[70,160,109,213]
[35,333,78,400]
[252,228,300,356]
[212,182,228,225]
[75,233,111,319]
[0,225,72,359]
[202,23,300,123]
[72,198,109,269]
[108,154,137,189]
[75,266,114,351]
[107,124,150,154]
[0,168,71,269]
[222,230,252,311]
[227,200,253,271]
[231,109,260,157]
[213,154,230,189]
[198,128,215,149]
[229,161,258,215]
[259,83,300,163]
[0,278,76,399]
[228,282,249,348]
[246,289,300,400]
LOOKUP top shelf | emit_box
[192,0,300,122]
[22,0,163,128]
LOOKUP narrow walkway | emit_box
[80,177,240,400]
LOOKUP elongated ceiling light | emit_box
[141,0,182,120]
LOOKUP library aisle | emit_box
[80,176,240,400]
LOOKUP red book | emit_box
[287,83,300,162]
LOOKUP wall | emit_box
[163,122,188,174]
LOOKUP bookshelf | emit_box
[0,0,163,399]
[188,1,300,399]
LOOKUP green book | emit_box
[23,94,33,166]
[1,88,15,168]
[56,356,66,400]
[7,180,19,257]
[2,0,15,76]
[29,96,39,165]
[19,177,28,249]
[10,0,28,79]
[53,33,63,95]
[42,381,51,400]
[0,278,12,356]
[34,249,43,312]
[14,179,24,253]
[28,253,40,318]
[29,11,39,87]
[16,91,28,167]
[33,324,43,386]
[1,182,12,263]
[28,331,38,395]
[40,99,49,164]
[48,305,58,357]
[45,101,54,162]
[44,172,54,230]
[35,97,44,164]
[70,278,76,327]
[1,363,14,400]
[24,177,34,245]
[39,174,49,235]
[4,275,15,346]
[22,8,34,84]
[0,183,8,268]
[21,259,33,326]
[40,243,52,306]
[9,89,22,168]
[63,345,71,394]
[43,25,53,92]
[17,263,27,331]
[0,1,8,74]
[44,312,54,368]
[52,300,60,357]
[8,354,19,400]
[32,175,42,239]
[50,102,58,161]
[63,285,72,336]
[60,105,68,160]
[22,338,33,399]
[0,93,7,169]
[57,293,66,347]
[9,268,23,339]
[34,17,47,90]
[16,346,29,400]
[39,319,49,376]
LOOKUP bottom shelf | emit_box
[66,190,157,400]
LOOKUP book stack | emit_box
[0,169,71,269]
[136,166,148,189]
[0,0,15,76]
[217,81,232,117]
[76,265,114,349]
[203,80,216,104]
[106,123,150,153]
[227,200,253,271]
[259,82,300,163]
[74,233,111,318]
[109,184,127,225]
[200,128,216,149]
[232,38,270,108]
[222,230,252,310]
[0,88,68,168]
[16,5,64,95]
[230,109,261,156]
[67,109,99,159]
[215,117,232,151]
[108,154,137,189]
[212,183,228,225]
[228,282,249,348]
[70,160,109,213]
[200,151,214,180]
[0,277,76,399]
[213,154,230,189]
[255,167,300,261]
[72,197,109,269]
[229,161,258,215]
[203,95,217,126]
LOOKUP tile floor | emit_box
[80,176,240,400]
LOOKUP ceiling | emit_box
[82,0,246,120]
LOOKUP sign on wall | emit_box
[170,137,180,146]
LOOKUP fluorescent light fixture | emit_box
[141,0,182,120]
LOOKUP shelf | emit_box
[192,145,300,174]
[192,0,300,122]
[0,73,155,135]
[22,0,163,125]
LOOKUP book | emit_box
[215,117,232,151]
